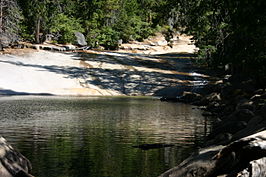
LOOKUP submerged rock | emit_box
[0,137,33,177]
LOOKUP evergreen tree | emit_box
[0,0,22,45]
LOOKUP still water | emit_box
[0,96,211,177]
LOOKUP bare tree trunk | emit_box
[0,0,3,33]
[35,17,41,44]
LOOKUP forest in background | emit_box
[0,0,265,78]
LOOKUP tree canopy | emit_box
[1,0,265,75]
[175,0,266,76]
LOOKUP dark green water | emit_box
[0,96,211,177]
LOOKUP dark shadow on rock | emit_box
[132,143,174,150]
[0,89,53,96]
[0,52,209,96]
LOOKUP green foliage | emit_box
[16,0,165,48]
[97,27,120,50]
[175,0,266,75]
[15,0,266,77]
[87,27,120,50]
[50,13,84,44]
[197,45,217,66]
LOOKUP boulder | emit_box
[202,111,214,116]
[74,32,87,46]
[206,92,221,102]
[206,133,232,146]
[253,89,265,95]
[197,92,222,107]
[236,157,266,177]
[208,120,247,139]
[231,115,266,141]
[226,109,255,122]
[159,146,222,177]
[250,94,262,101]
[178,91,203,103]
[159,130,266,177]
[205,101,223,113]
[236,99,255,112]
[0,137,33,177]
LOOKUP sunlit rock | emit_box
[159,130,266,177]
[0,137,33,177]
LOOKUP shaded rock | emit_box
[261,93,266,99]
[220,84,234,99]
[206,101,223,113]
[256,105,266,118]
[206,133,232,146]
[220,105,235,117]
[250,94,262,101]
[206,92,221,102]
[246,116,265,130]
[240,79,257,94]
[236,157,266,177]
[208,121,247,139]
[0,137,33,177]
[200,83,223,95]
[74,32,87,46]
[211,130,266,176]
[223,74,232,80]
[159,146,223,177]
[202,111,214,117]
[231,115,266,141]
[226,109,255,122]
[160,97,178,102]
[159,130,266,177]
[154,86,192,98]
[254,89,265,95]
[236,99,255,112]
[179,91,203,103]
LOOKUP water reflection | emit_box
[0,96,211,177]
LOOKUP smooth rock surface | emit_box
[159,130,266,177]
[74,32,87,46]
[0,137,33,177]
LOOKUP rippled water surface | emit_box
[0,96,211,177]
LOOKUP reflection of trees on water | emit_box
[0,97,211,177]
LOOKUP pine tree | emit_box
[0,0,22,46]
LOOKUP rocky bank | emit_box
[0,34,202,96]
[159,74,266,176]
[0,137,33,177]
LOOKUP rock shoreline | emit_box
[0,137,33,177]
[159,74,266,176]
